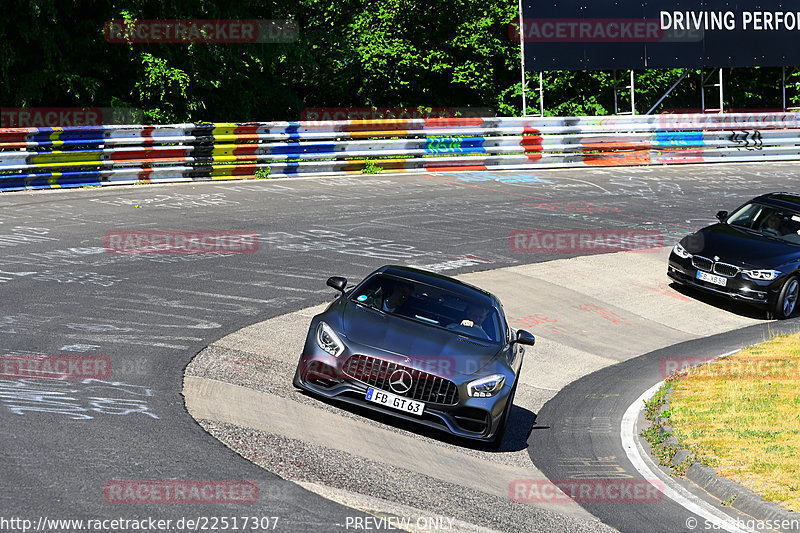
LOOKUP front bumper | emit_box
[293,349,512,442]
[667,252,780,306]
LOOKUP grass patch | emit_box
[361,159,384,174]
[639,382,690,475]
[643,381,670,421]
[668,333,800,511]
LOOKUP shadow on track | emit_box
[293,389,536,453]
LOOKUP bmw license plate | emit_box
[697,270,727,287]
[366,387,425,416]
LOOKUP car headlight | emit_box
[467,374,506,398]
[316,322,344,356]
[672,243,692,259]
[742,269,781,281]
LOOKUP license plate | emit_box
[697,270,727,287]
[366,387,425,416]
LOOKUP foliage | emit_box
[643,382,671,421]
[1,1,796,123]
[361,159,383,174]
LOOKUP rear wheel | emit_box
[489,381,517,450]
[770,276,799,319]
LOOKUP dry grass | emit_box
[668,332,800,512]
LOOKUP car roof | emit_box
[372,265,499,305]
[755,192,800,210]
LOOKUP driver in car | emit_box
[381,282,413,313]
[360,281,414,313]
[762,212,785,236]
[448,303,490,339]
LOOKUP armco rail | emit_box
[1,113,799,191]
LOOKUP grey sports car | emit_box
[292,265,535,447]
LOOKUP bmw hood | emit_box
[682,224,800,269]
[340,303,500,377]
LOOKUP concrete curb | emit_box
[643,389,800,531]
[684,464,799,528]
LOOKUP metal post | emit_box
[538,72,544,116]
[783,66,787,111]
[613,70,635,115]
[518,0,527,116]
[701,68,706,112]
[701,68,724,113]
[646,69,690,115]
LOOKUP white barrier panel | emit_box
[1,113,799,191]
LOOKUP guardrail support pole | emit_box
[613,70,635,115]
[518,0,527,116]
[783,66,787,111]
[701,68,706,112]
[646,69,690,115]
[701,68,724,114]
[538,72,544,117]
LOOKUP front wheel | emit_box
[770,276,799,319]
[488,381,517,450]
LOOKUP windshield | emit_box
[350,274,503,343]
[726,202,800,244]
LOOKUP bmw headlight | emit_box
[316,322,344,357]
[743,269,781,281]
[467,374,506,398]
[672,243,692,259]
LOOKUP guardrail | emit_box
[2,113,799,191]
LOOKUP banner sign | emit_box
[518,1,800,70]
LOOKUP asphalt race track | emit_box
[1,163,799,532]
[528,321,800,533]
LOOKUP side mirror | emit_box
[326,276,347,293]
[512,329,536,346]
[716,210,728,222]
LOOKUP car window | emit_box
[727,202,800,244]
[350,274,503,343]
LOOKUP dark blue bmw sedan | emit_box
[668,192,800,319]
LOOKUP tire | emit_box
[770,276,799,319]
[489,381,517,450]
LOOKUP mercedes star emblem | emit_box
[388,369,413,394]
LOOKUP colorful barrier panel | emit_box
[1,114,799,191]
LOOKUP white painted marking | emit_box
[136,285,304,305]
[59,344,101,352]
[557,177,613,194]
[621,350,756,533]
[528,384,561,392]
